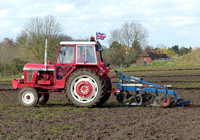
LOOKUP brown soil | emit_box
[0,75,200,139]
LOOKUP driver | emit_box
[77,48,95,63]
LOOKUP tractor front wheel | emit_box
[66,69,104,107]
[18,87,39,107]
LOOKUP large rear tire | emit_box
[96,77,112,106]
[66,69,105,107]
[18,87,39,107]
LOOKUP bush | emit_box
[149,60,175,67]
[173,51,200,66]
[149,51,200,67]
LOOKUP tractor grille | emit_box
[26,71,34,82]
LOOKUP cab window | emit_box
[57,46,75,64]
[76,46,97,64]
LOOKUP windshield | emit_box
[57,46,75,64]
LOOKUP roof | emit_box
[155,54,169,58]
[139,50,169,60]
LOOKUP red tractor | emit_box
[12,37,111,107]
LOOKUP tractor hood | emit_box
[23,63,55,71]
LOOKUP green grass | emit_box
[124,69,200,76]
[113,51,200,71]
[35,114,45,118]
[0,105,6,111]
[62,124,74,130]
[174,82,200,88]
[113,64,200,72]
[25,113,36,117]
[174,51,200,66]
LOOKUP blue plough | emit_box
[112,70,192,107]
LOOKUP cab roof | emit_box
[60,41,96,45]
[60,41,102,51]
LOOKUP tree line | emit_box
[0,15,192,77]
[103,23,191,67]
[0,15,73,77]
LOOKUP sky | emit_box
[0,0,200,48]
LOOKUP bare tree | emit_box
[16,15,70,63]
[110,21,148,48]
[109,21,148,67]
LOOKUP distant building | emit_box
[136,49,169,64]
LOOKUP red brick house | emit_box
[136,49,169,64]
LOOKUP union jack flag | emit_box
[96,32,106,40]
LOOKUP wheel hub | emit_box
[26,95,30,100]
[22,91,35,104]
[76,81,93,97]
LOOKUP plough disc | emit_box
[125,94,143,106]
[116,93,126,103]
[175,98,193,107]
[115,92,192,107]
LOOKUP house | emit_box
[136,49,169,64]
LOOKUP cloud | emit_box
[0,9,9,17]
[33,3,42,9]
[12,27,22,33]
[54,3,75,14]
[0,0,200,47]
[167,16,198,26]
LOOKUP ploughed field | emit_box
[1,67,200,139]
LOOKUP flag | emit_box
[96,32,106,40]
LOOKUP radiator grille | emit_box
[26,71,34,82]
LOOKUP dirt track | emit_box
[0,71,200,139]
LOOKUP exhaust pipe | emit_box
[44,39,48,71]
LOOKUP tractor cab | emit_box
[56,37,104,65]
[54,38,108,81]
[56,41,99,65]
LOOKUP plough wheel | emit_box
[135,94,143,105]
[158,95,171,107]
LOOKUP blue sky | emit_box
[0,0,200,48]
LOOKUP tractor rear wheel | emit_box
[38,93,49,105]
[18,87,39,107]
[96,77,112,106]
[158,94,171,107]
[66,69,105,107]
